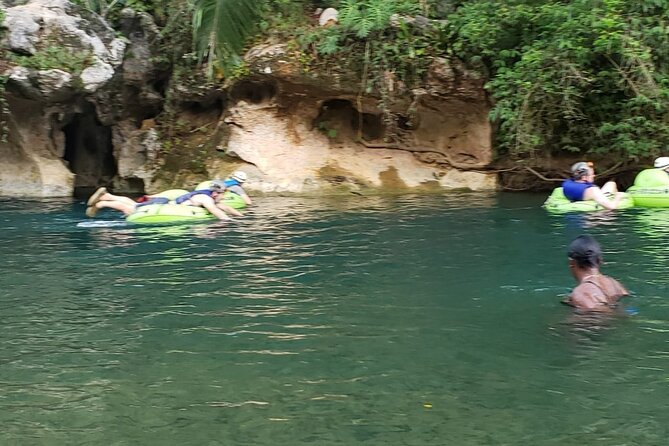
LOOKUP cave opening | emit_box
[229,80,278,104]
[313,99,385,141]
[62,107,116,196]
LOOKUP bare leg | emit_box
[99,192,137,207]
[601,181,618,194]
[95,200,136,216]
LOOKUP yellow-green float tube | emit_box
[626,168,669,208]
[543,187,634,213]
[126,184,247,224]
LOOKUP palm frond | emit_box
[191,0,261,78]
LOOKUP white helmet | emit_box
[654,157,669,169]
[231,170,248,183]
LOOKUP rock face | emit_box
[218,99,494,193]
[205,44,495,193]
[0,0,160,197]
[0,1,497,197]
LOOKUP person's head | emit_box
[654,157,669,172]
[209,180,227,200]
[567,235,602,273]
[571,161,595,181]
[230,170,248,184]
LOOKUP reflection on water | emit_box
[0,193,668,445]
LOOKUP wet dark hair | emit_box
[568,235,602,268]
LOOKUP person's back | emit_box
[563,235,628,311]
[566,274,628,310]
[562,178,594,202]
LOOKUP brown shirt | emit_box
[564,274,629,311]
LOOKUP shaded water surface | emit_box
[1,194,668,445]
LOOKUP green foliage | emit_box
[298,1,442,142]
[72,0,161,17]
[449,0,669,159]
[316,120,339,139]
[337,0,418,38]
[191,0,262,78]
[65,0,669,161]
[10,46,93,74]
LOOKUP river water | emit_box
[1,193,667,445]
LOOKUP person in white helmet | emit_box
[654,157,669,175]
[223,170,252,205]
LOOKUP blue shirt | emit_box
[175,189,214,204]
[562,179,595,201]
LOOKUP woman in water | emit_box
[563,235,628,311]
[562,162,623,210]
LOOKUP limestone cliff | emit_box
[0,0,497,197]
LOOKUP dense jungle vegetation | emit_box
[65,1,669,161]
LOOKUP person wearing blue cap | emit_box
[561,161,623,209]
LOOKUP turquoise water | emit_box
[1,193,668,445]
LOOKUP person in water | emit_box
[85,181,241,220]
[224,170,252,206]
[562,161,623,210]
[654,157,669,175]
[562,235,628,311]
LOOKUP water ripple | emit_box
[1,194,668,444]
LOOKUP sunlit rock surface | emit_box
[208,43,496,193]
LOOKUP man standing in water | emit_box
[562,161,624,210]
[563,235,628,311]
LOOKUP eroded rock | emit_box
[204,45,496,192]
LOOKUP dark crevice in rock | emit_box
[62,104,116,193]
[153,78,169,97]
[230,80,278,105]
[181,97,225,118]
[314,99,385,142]
[122,84,164,123]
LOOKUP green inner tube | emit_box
[219,191,247,209]
[126,203,215,224]
[543,187,634,213]
[626,169,669,208]
[126,191,247,224]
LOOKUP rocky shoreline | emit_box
[0,0,498,197]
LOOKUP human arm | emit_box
[189,195,232,220]
[584,187,622,210]
[203,201,233,220]
[228,185,253,205]
[241,193,253,205]
[217,202,244,217]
